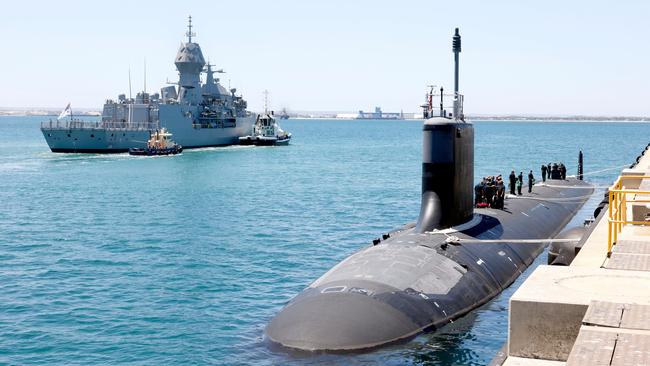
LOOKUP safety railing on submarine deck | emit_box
[423,92,465,120]
[608,175,650,255]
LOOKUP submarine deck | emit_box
[266,177,593,352]
[499,143,650,366]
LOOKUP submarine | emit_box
[266,28,594,352]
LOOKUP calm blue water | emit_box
[1,116,648,365]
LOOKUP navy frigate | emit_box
[266,28,594,352]
[41,17,255,153]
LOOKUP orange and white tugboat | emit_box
[128,128,183,156]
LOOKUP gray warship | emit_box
[41,17,255,153]
[266,28,594,352]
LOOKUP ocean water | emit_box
[0,116,648,365]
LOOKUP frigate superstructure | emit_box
[41,16,255,153]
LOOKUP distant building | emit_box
[355,106,403,120]
[335,108,423,120]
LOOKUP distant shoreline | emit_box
[1,110,648,122]
[0,112,100,118]
[276,116,650,122]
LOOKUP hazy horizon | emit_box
[1,0,648,116]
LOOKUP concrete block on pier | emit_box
[508,266,650,361]
[612,240,650,254]
[564,325,650,366]
[582,300,625,328]
[607,252,650,271]
[621,168,648,190]
[565,328,617,366]
[503,356,566,366]
[509,298,586,360]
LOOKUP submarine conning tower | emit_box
[415,28,474,233]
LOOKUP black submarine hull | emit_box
[266,178,593,351]
[266,28,593,352]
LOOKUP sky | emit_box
[1,0,649,116]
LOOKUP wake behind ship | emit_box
[41,17,255,153]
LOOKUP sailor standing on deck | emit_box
[528,170,535,193]
[541,164,547,182]
[496,178,505,208]
[509,171,517,195]
[559,163,566,180]
[517,172,523,195]
[485,179,495,207]
[474,182,481,206]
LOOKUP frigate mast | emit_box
[205,62,215,87]
[186,15,195,43]
[175,15,205,105]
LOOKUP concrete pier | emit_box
[499,144,650,366]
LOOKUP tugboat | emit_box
[128,128,183,156]
[239,91,292,146]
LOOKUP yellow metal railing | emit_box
[608,175,650,254]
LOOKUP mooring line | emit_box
[446,237,578,244]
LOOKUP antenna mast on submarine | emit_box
[453,28,461,95]
[452,28,463,121]
[414,27,473,233]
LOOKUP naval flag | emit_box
[57,103,71,120]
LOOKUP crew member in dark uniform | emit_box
[475,179,484,206]
[559,163,567,180]
[509,171,517,195]
[496,180,505,209]
[548,163,552,179]
[517,172,523,195]
[541,164,547,182]
[485,181,495,207]
[528,170,535,193]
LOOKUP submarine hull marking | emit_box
[310,245,466,296]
